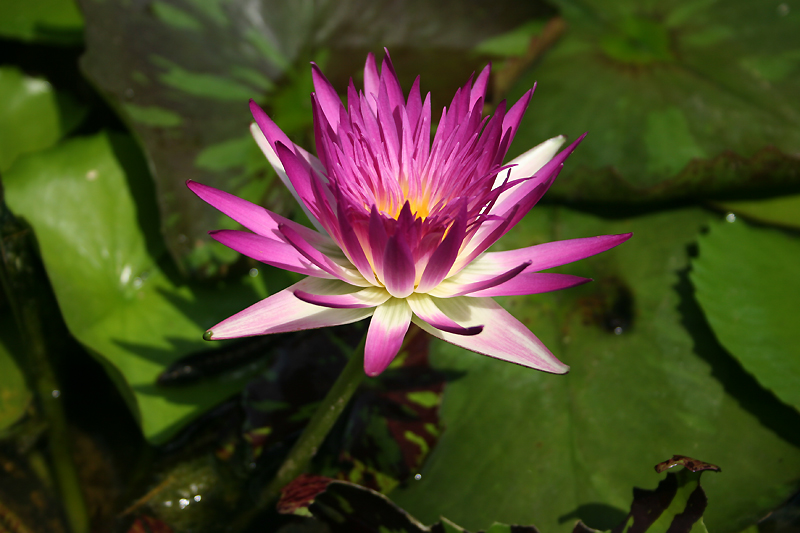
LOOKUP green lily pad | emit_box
[0,66,86,172]
[0,321,31,432]
[390,205,800,533]
[507,1,800,202]
[691,217,800,413]
[712,193,800,230]
[2,132,279,444]
[0,0,83,44]
[77,0,551,274]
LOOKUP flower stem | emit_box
[264,333,366,501]
[230,332,367,530]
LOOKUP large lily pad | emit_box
[691,217,800,413]
[391,205,800,533]
[2,132,281,444]
[78,0,550,274]
[0,0,83,44]
[506,0,800,202]
[0,66,86,172]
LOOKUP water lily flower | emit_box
[188,51,631,376]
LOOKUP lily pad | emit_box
[390,205,800,533]
[77,0,550,274]
[2,132,280,444]
[691,216,800,413]
[507,1,800,202]
[0,66,86,172]
[712,193,800,230]
[0,0,83,44]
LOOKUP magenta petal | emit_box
[186,180,326,246]
[382,235,416,298]
[294,287,389,309]
[279,224,367,286]
[468,272,592,297]
[249,100,293,152]
[437,261,530,298]
[364,298,412,376]
[337,202,377,285]
[206,278,374,340]
[487,233,633,272]
[407,294,483,336]
[416,204,467,292]
[311,63,344,132]
[411,297,569,374]
[209,229,331,278]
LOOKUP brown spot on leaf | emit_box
[577,277,635,334]
[654,455,721,474]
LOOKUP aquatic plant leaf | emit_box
[574,457,719,533]
[713,193,800,230]
[2,132,277,444]
[0,66,85,172]
[78,0,550,274]
[691,217,800,413]
[0,0,83,44]
[277,474,540,533]
[390,205,800,533]
[506,1,800,202]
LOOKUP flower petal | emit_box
[311,62,344,132]
[416,203,467,293]
[279,223,371,286]
[205,278,374,340]
[467,272,592,297]
[382,234,416,298]
[294,286,390,309]
[209,229,332,278]
[482,233,633,272]
[492,135,566,189]
[430,261,530,298]
[407,293,482,335]
[364,298,412,376]
[411,296,569,374]
[187,179,328,246]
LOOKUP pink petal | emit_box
[382,235,416,298]
[336,202,377,285]
[186,179,327,246]
[493,135,566,189]
[311,63,344,132]
[364,298,412,376]
[206,278,374,340]
[407,294,483,335]
[483,233,633,273]
[249,123,328,235]
[279,223,370,286]
[431,261,530,298]
[416,203,467,293]
[411,297,569,374]
[294,286,389,309]
[209,229,332,278]
[467,272,592,297]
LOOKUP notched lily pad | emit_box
[2,131,278,444]
[507,0,800,203]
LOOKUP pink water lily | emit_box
[188,51,631,376]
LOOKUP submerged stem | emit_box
[230,332,367,530]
